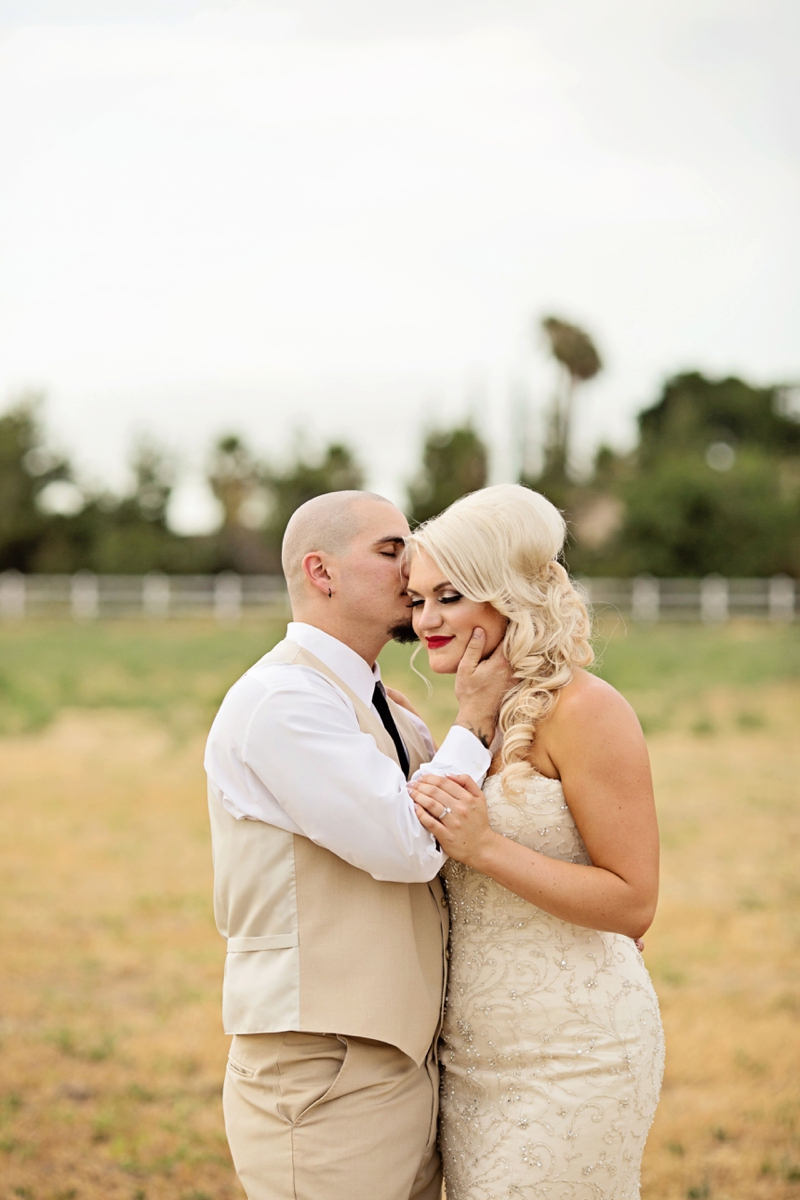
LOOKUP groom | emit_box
[205,490,509,1200]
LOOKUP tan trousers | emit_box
[223,1030,442,1200]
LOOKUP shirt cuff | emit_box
[412,724,492,785]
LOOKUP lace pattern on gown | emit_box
[440,774,664,1200]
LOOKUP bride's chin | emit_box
[427,656,458,675]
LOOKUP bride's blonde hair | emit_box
[409,484,593,796]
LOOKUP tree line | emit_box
[1,319,798,577]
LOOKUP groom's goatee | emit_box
[389,621,419,645]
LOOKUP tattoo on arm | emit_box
[454,719,492,749]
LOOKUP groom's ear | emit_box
[302,551,334,596]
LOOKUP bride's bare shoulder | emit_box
[546,668,641,734]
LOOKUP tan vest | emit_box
[208,639,449,1066]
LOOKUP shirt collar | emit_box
[286,622,381,706]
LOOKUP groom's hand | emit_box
[453,629,515,750]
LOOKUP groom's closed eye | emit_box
[373,537,407,557]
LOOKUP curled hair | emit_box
[409,484,593,797]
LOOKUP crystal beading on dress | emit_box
[440,773,664,1200]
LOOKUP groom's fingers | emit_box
[455,628,486,680]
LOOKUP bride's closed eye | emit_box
[409,592,463,607]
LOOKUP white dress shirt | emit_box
[204,622,491,884]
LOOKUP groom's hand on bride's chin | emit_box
[454,629,515,747]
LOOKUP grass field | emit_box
[1,618,799,1199]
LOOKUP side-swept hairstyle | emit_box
[409,484,593,796]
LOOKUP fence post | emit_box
[0,570,26,619]
[768,574,795,622]
[71,571,99,621]
[143,571,170,618]
[701,574,728,623]
[214,572,242,622]
[631,575,660,622]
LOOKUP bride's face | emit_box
[406,549,507,674]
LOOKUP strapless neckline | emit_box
[484,771,563,791]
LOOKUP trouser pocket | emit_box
[277,1031,348,1125]
[227,1033,263,1078]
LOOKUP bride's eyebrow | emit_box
[407,581,456,597]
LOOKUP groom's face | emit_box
[334,501,414,638]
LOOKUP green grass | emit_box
[0,618,797,738]
[0,621,283,735]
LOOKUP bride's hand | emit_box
[409,774,498,867]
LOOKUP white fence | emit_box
[0,571,796,623]
[0,571,289,622]
[579,575,796,622]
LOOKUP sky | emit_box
[1,0,798,530]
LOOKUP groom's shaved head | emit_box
[282,490,396,598]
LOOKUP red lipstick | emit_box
[426,636,455,649]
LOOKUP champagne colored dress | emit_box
[440,773,664,1200]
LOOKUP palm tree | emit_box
[539,315,602,482]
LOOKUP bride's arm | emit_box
[410,675,659,941]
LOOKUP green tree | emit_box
[539,315,602,485]
[208,434,263,530]
[129,435,176,525]
[263,442,365,564]
[0,395,71,571]
[204,435,366,572]
[637,371,800,462]
[566,372,800,577]
[407,423,489,525]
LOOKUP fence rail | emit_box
[0,571,289,622]
[0,571,796,623]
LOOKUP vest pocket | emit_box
[227,933,298,952]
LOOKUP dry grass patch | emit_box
[641,686,800,1199]
[0,622,798,1198]
[0,712,238,1200]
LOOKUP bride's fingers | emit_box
[414,775,471,803]
[408,783,451,807]
[410,790,449,817]
[446,774,484,798]
[411,791,458,821]
[414,803,446,831]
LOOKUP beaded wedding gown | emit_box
[440,773,664,1200]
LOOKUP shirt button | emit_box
[441,896,448,908]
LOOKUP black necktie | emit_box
[372,682,410,779]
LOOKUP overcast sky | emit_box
[1,0,798,530]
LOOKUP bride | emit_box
[405,484,664,1200]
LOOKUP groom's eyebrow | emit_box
[371,535,407,548]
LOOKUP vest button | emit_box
[441,896,448,908]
